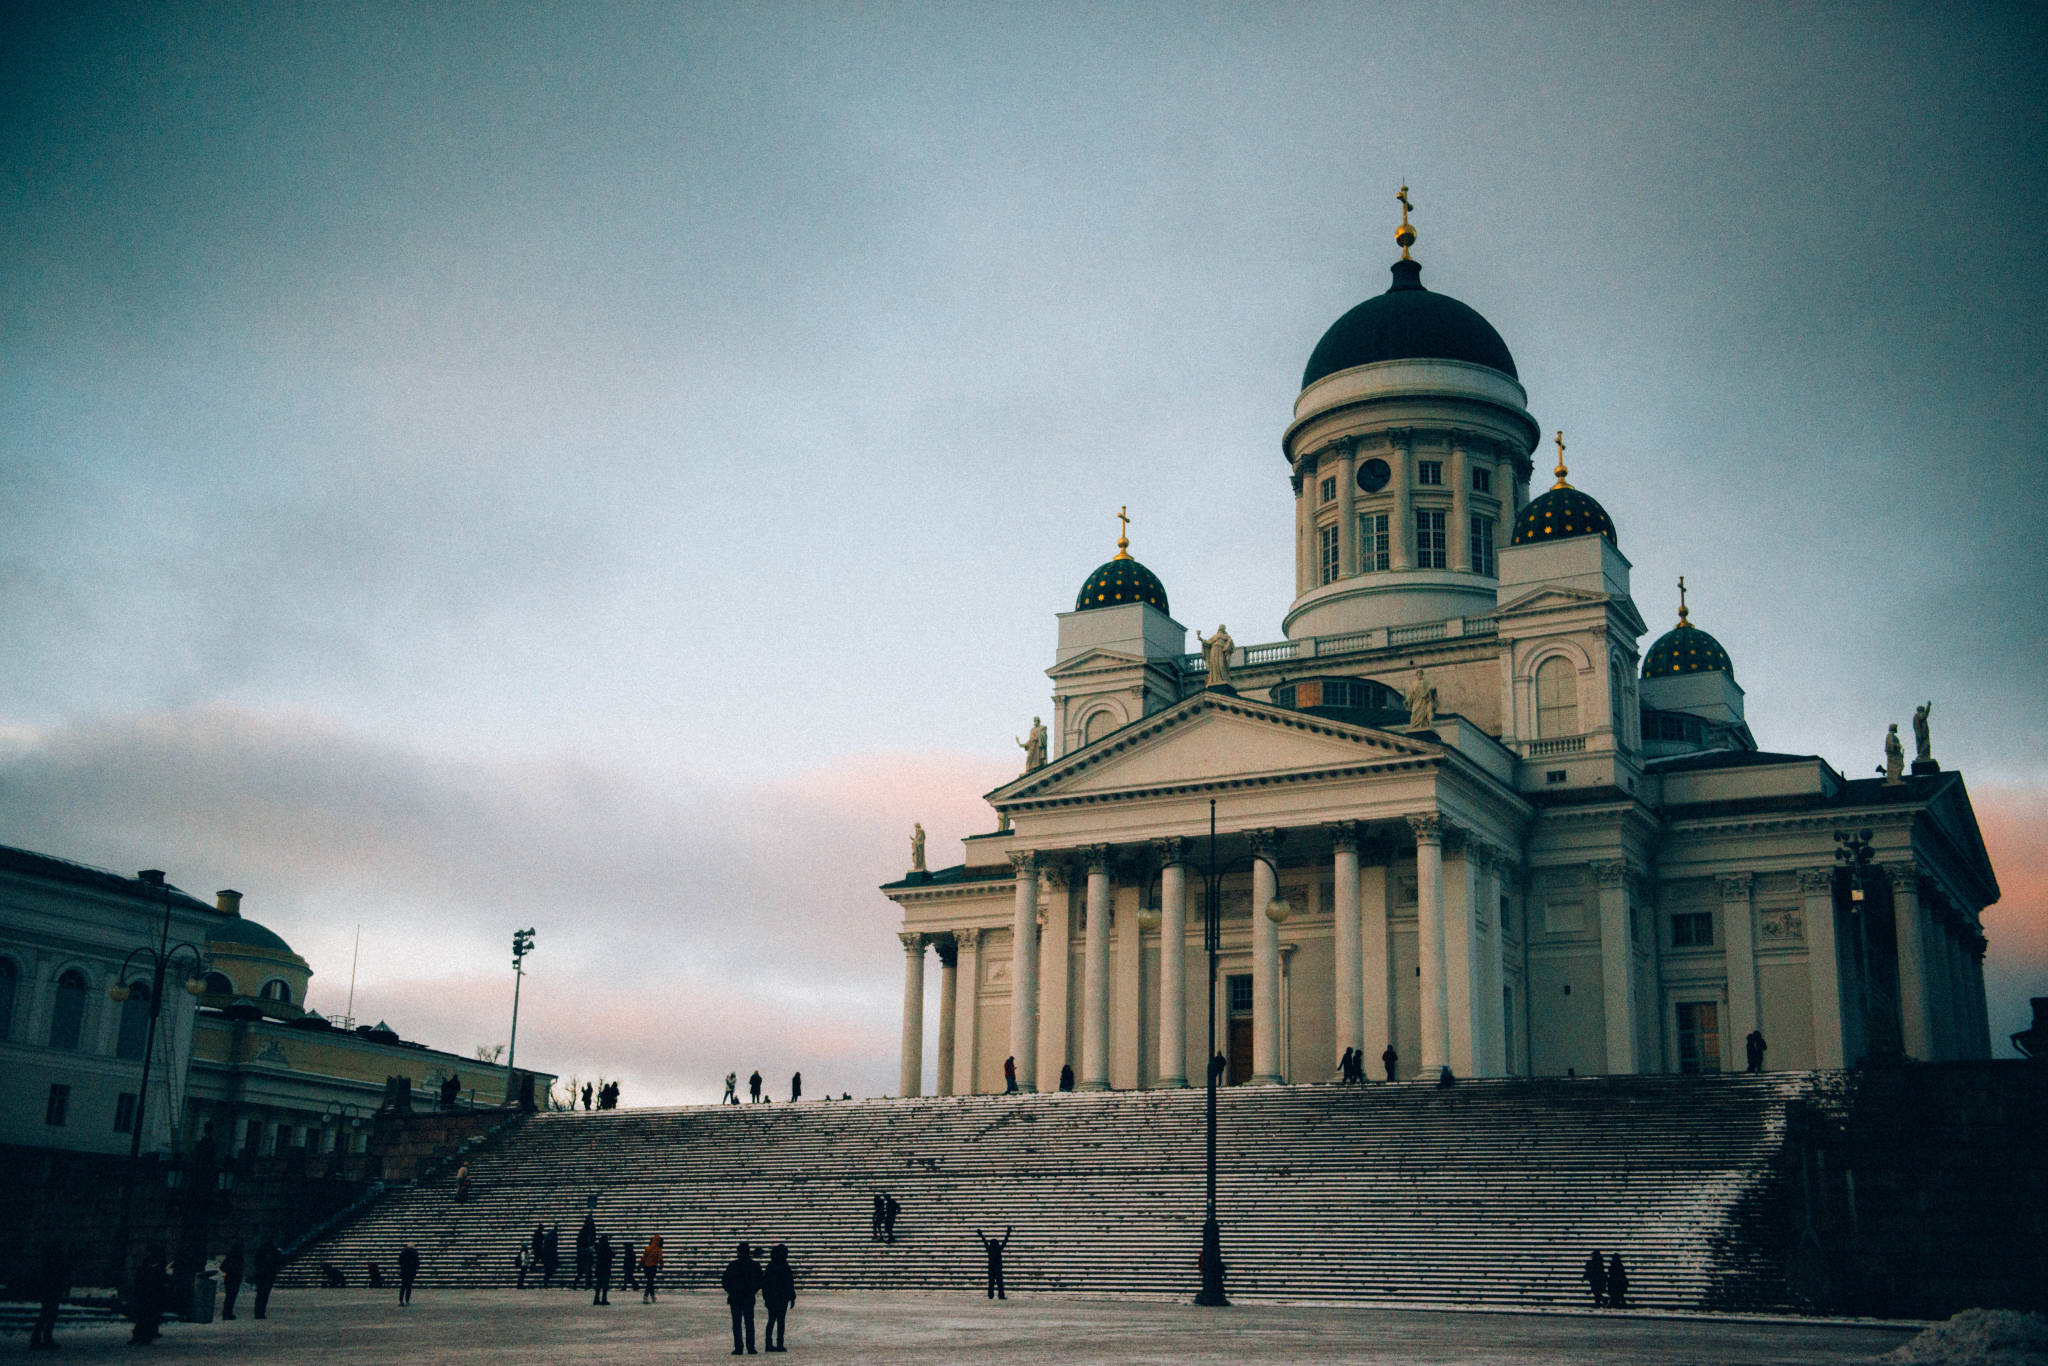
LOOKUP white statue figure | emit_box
[1404,669,1438,732]
[1017,717,1048,772]
[911,822,927,873]
[1913,701,1934,764]
[1882,724,1904,785]
[1196,625,1234,688]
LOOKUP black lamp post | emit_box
[1834,829,1877,1061]
[108,870,208,1282]
[1189,800,1291,1307]
[506,928,535,1106]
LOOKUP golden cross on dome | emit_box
[1395,185,1417,261]
[1552,431,1571,489]
[1677,576,1692,627]
[1114,505,1132,560]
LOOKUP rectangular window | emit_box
[45,1083,70,1127]
[1672,912,1715,947]
[1469,515,1496,577]
[1227,973,1253,1015]
[1319,475,1336,504]
[1318,524,1340,585]
[1416,509,1446,569]
[1472,466,1492,493]
[1677,1002,1723,1074]
[1418,460,1442,486]
[114,1092,138,1132]
[1361,513,1389,571]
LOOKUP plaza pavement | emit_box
[12,1288,1922,1364]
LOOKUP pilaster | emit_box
[1593,860,1637,1073]
[1717,873,1759,1051]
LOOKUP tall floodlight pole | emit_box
[507,928,535,1105]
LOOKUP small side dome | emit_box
[1643,578,1733,680]
[208,916,296,955]
[1512,430,1617,547]
[1075,507,1170,614]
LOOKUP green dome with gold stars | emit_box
[1512,431,1617,548]
[1643,579,1733,680]
[1075,508,1170,614]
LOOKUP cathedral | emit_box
[883,196,1999,1096]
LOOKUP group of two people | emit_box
[869,1193,901,1243]
[1581,1250,1631,1308]
[720,1241,796,1354]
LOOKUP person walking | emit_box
[761,1244,795,1352]
[454,1163,471,1203]
[1606,1254,1629,1309]
[251,1234,282,1319]
[593,1235,614,1305]
[721,1242,762,1355]
[1339,1047,1355,1082]
[27,1239,72,1350]
[530,1223,546,1286]
[619,1239,637,1293]
[871,1194,885,1243]
[883,1194,901,1244]
[1745,1029,1768,1073]
[220,1238,245,1319]
[542,1225,561,1287]
[977,1226,1011,1300]
[723,1072,739,1104]
[639,1234,663,1302]
[1381,1044,1399,1082]
[1581,1249,1607,1308]
[398,1242,421,1305]
[749,1070,763,1103]
[1003,1056,1018,1093]
[128,1246,169,1345]
[790,1071,802,1104]
[574,1215,597,1289]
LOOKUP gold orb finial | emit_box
[1395,185,1417,260]
[1113,505,1132,560]
[1551,430,1571,489]
[1677,576,1691,628]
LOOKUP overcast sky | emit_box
[3,3,2043,1100]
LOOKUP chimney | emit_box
[216,890,242,916]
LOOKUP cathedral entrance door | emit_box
[1227,974,1254,1085]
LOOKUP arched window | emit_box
[1609,662,1625,745]
[259,979,292,1006]
[117,981,152,1060]
[1083,710,1121,746]
[204,972,234,996]
[1535,658,1579,738]
[0,958,17,1042]
[49,970,87,1051]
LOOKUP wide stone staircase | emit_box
[282,1073,1814,1310]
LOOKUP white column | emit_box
[1391,433,1417,571]
[1719,874,1760,1054]
[1493,450,1515,573]
[1884,863,1934,1060]
[1251,832,1283,1085]
[1360,850,1392,1076]
[1799,868,1846,1069]
[1292,467,1309,596]
[1967,938,1990,1058]
[1330,823,1363,1068]
[1411,814,1448,1073]
[1080,846,1112,1090]
[1157,841,1190,1087]
[1112,881,1141,1089]
[1476,845,1505,1076]
[1450,435,1472,573]
[1336,439,1358,577]
[1594,861,1639,1074]
[954,928,982,1095]
[1446,839,1481,1077]
[1008,853,1041,1091]
[898,932,926,1097]
[935,939,958,1097]
[1037,865,1071,1087]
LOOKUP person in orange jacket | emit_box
[639,1235,664,1303]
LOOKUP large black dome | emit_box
[1644,623,1734,681]
[1302,259,1518,390]
[1513,486,1617,548]
[1076,556,1169,614]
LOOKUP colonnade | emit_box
[896,813,1524,1098]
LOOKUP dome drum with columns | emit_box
[882,192,2001,1100]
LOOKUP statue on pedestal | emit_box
[1017,717,1048,773]
[1912,701,1937,772]
[910,822,927,873]
[1196,625,1234,688]
[1882,725,1905,785]
[1404,669,1438,733]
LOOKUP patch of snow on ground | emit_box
[1881,1310,2048,1366]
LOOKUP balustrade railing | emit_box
[1526,735,1587,757]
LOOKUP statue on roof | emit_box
[910,822,927,873]
[1017,717,1048,773]
[1404,669,1438,733]
[1196,625,1234,688]
[1913,701,1934,764]
[1882,724,1905,785]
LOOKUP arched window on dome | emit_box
[117,980,152,1060]
[1083,709,1123,747]
[204,972,233,996]
[49,969,88,1051]
[1535,658,1579,738]
[259,979,293,1006]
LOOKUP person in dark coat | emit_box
[749,1070,763,1103]
[251,1236,282,1319]
[789,1072,801,1103]
[530,1224,546,1285]
[871,1194,885,1242]
[574,1215,596,1289]
[219,1239,245,1319]
[1745,1029,1768,1073]
[128,1246,170,1345]
[883,1195,901,1244]
[1207,1054,1225,1085]
[581,1082,593,1110]
[1606,1254,1629,1309]
[542,1226,560,1287]
[721,1241,762,1355]
[515,1243,528,1288]
[592,1235,614,1305]
[398,1243,421,1305]
[1339,1047,1355,1082]
[1382,1044,1399,1081]
[1060,1063,1076,1091]
[1581,1249,1607,1308]
[977,1226,1011,1300]
[760,1243,795,1352]
[1003,1056,1017,1092]
[619,1239,637,1292]
[28,1239,73,1350]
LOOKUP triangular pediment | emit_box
[992,693,1440,805]
[1047,647,1146,678]
[1496,584,1609,613]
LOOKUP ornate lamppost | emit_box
[1834,828,1880,1061]
[506,928,535,1106]
[1187,799,1291,1307]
